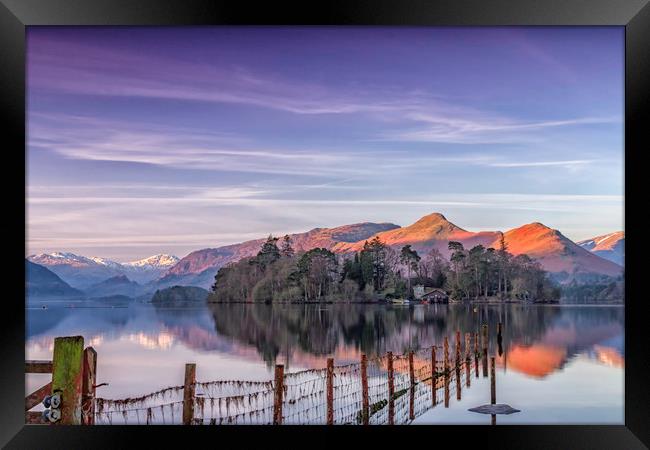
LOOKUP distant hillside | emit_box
[87,275,142,298]
[25,260,83,298]
[151,285,209,306]
[578,232,624,266]
[156,222,399,289]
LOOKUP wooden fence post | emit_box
[465,333,471,387]
[455,331,461,401]
[490,356,496,425]
[443,337,449,374]
[326,358,334,425]
[481,324,489,377]
[490,357,496,405]
[183,363,196,425]
[497,322,504,356]
[431,347,437,406]
[444,367,450,408]
[360,354,369,425]
[273,364,284,425]
[443,336,450,408]
[81,347,97,425]
[387,352,394,425]
[51,336,84,425]
[408,351,415,421]
[456,356,461,401]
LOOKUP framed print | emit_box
[1,0,648,448]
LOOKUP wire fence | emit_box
[89,330,489,425]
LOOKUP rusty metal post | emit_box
[273,364,284,425]
[387,352,395,425]
[81,347,97,425]
[183,363,196,425]
[326,358,334,425]
[360,354,369,425]
[51,336,85,425]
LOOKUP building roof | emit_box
[421,288,448,297]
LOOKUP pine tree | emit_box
[280,234,295,258]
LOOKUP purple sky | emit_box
[26,27,624,262]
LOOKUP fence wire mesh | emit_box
[90,332,487,425]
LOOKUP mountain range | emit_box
[27,213,623,292]
[26,252,180,288]
[577,231,624,266]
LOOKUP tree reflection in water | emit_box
[206,303,624,374]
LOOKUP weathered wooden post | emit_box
[183,363,196,425]
[387,352,395,425]
[444,336,450,407]
[443,367,450,408]
[456,357,461,401]
[454,331,461,401]
[51,336,85,425]
[455,330,461,369]
[81,347,97,425]
[497,322,504,357]
[408,351,415,421]
[474,332,479,378]
[481,324,489,352]
[490,357,496,425]
[465,333,471,387]
[481,324,489,377]
[443,337,449,374]
[431,347,437,406]
[273,364,284,425]
[326,358,334,425]
[360,354,369,425]
[490,357,496,405]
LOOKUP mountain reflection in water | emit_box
[27,302,623,379]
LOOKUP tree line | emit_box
[208,234,561,303]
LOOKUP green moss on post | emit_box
[51,336,84,425]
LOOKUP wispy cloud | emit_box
[384,113,620,144]
[488,160,595,168]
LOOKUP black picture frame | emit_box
[1,0,648,448]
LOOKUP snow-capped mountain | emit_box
[27,252,179,288]
[578,232,624,266]
[123,254,180,270]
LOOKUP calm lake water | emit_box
[25,301,624,424]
